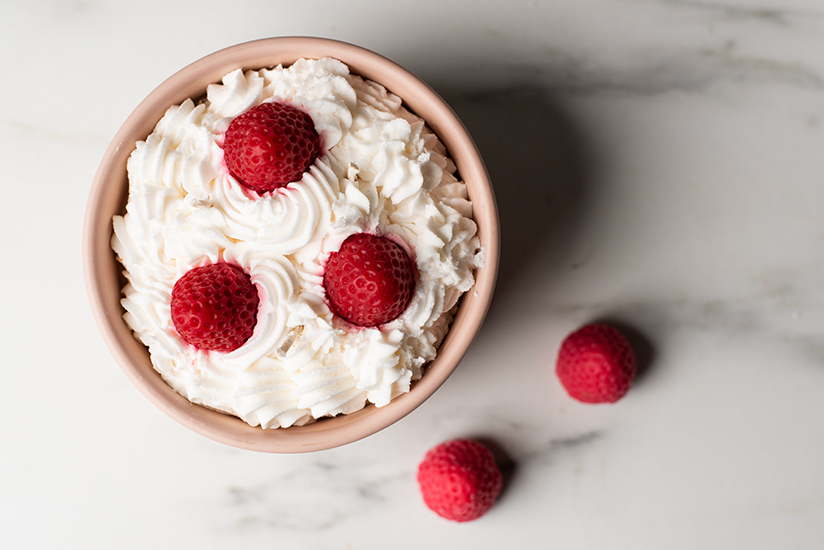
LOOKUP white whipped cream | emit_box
[112,58,481,428]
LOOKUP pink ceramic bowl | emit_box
[83,37,499,453]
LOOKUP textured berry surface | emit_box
[417,439,503,522]
[556,324,636,403]
[323,233,416,327]
[170,263,259,352]
[223,101,321,194]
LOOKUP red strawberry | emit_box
[170,262,259,352]
[323,233,416,328]
[555,324,636,403]
[417,439,503,522]
[223,101,321,194]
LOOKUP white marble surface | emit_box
[4,0,824,547]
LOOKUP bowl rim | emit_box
[82,37,499,453]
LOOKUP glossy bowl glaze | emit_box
[83,37,499,452]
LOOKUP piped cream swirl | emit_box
[112,58,482,428]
